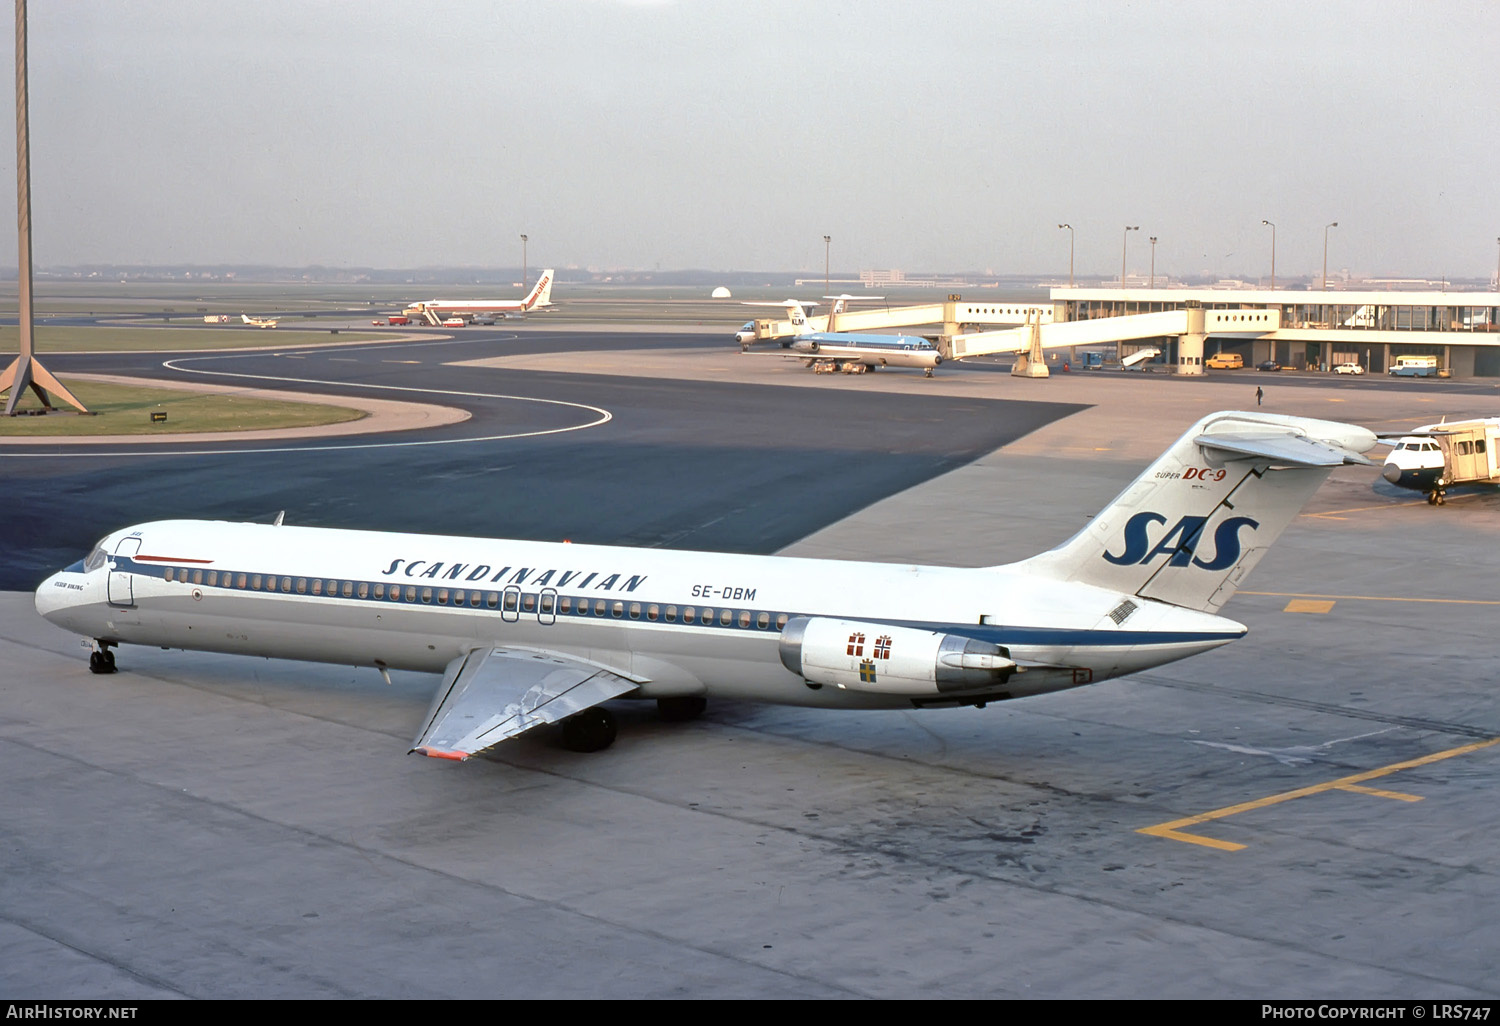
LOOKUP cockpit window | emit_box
[83,540,109,572]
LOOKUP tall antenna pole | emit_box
[1,0,87,415]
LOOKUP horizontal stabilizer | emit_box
[412,646,639,759]
[1195,430,1373,466]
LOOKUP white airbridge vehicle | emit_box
[36,411,1376,759]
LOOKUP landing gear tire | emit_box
[89,647,116,675]
[657,696,707,722]
[559,708,616,753]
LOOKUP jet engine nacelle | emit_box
[778,616,1015,696]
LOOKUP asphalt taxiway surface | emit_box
[4,331,1500,998]
[2,331,1079,590]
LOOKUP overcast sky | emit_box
[5,0,1497,279]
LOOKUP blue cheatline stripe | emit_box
[108,558,1240,648]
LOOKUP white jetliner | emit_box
[36,411,1375,758]
[1381,416,1500,504]
[405,270,555,325]
[241,314,279,329]
[746,299,942,376]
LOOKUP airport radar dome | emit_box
[711,286,732,299]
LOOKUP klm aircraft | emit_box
[746,298,943,376]
[37,412,1375,760]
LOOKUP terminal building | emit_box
[1051,288,1500,376]
[748,285,1500,378]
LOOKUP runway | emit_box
[4,330,1500,998]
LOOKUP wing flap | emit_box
[412,647,639,759]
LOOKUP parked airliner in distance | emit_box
[36,411,1376,759]
[403,270,555,325]
[1381,416,1500,504]
[745,298,942,376]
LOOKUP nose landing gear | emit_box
[88,641,117,675]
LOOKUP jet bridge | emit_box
[747,297,1278,376]
[748,299,1054,341]
[942,306,1281,376]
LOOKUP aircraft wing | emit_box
[411,646,640,759]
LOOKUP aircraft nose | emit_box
[34,571,68,622]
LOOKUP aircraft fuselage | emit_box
[36,519,1242,710]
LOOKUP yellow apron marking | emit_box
[1138,737,1500,851]
[1243,590,1500,607]
[1284,599,1335,613]
[1335,783,1422,802]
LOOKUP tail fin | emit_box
[1015,411,1376,612]
[524,270,554,309]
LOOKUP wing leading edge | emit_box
[411,647,640,760]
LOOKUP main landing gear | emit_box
[559,708,616,753]
[88,641,117,675]
[557,697,708,753]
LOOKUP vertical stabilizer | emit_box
[1012,412,1376,612]
[525,270,555,309]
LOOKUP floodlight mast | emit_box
[1,0,87,415]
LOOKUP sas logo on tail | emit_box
[1104,512,1260,569]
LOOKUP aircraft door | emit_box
[1446,428,1486,483]
[538,588,557,625]
[107,537,140,607]
[501,585,521,623]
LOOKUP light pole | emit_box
[1261,219,1276,290]
[1322,222,1338,290]
[1149,236,1158,289]
[2,0,86,415]
[1121,225,1139,288]
[520,234,528,288]
[1058,224,1074,288]
[823,235,830,294]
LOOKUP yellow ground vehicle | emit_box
[1206,352,1243,369]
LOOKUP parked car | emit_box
[441,317,466,328]
[1257,360,1282,372]
[1206,352,1244,369]
[1333,363,1365,375]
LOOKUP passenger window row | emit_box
[154,565,792,631]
